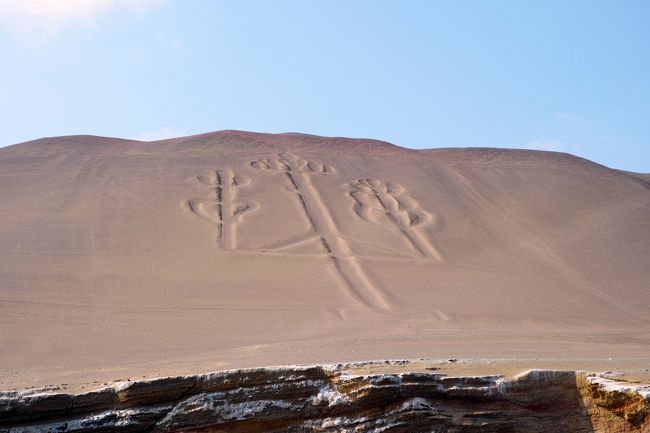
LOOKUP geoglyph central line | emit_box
[186,169,255,250]
[251,152,393,310]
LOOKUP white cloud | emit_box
[0,0,160,36]
[153,31,182,48]
[552,111,581,124]
[524,138,584,157]
[525,138,568,152]
[525,138,589,161]
[134,126,187,142]
[552,111,596,131]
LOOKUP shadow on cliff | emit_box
[500,370,595,433]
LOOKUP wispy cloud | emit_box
[134,126,187,142]
[0,0,161,37]
[524,139,583,157]
[552,111,582,125]
[525,138,569,152]
[552,111,598,132]
[153,31,182,48]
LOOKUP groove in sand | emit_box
[252,152,393,310]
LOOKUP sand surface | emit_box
[0,130,648,391]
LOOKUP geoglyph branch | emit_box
[186,169,256,250]
[350,178,442,260]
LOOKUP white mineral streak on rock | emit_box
[2,362,649,432]
[588,374,650,400]
[8,404,172,433]
[216,399,296,421]
[399,397,437,412]
[310,383,350,406]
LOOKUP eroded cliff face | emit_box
[1,362,648,433]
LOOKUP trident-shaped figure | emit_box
[350,178,443,260]
[251,152,393,310]
[186,169,256,250]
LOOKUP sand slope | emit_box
[0,130,648,389]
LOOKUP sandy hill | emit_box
[0,130,648,389]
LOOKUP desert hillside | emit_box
[0,130,648,389]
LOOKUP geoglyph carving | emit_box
[186,169,256,250]
[350,178,442,260]
[250,152,392,310]
[184,154,442,310]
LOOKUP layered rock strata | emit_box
[1,362,648,433]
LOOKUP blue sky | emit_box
[0,0,648,172]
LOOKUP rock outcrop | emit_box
[1,362,648,433]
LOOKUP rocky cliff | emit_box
[1,362,648,433]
